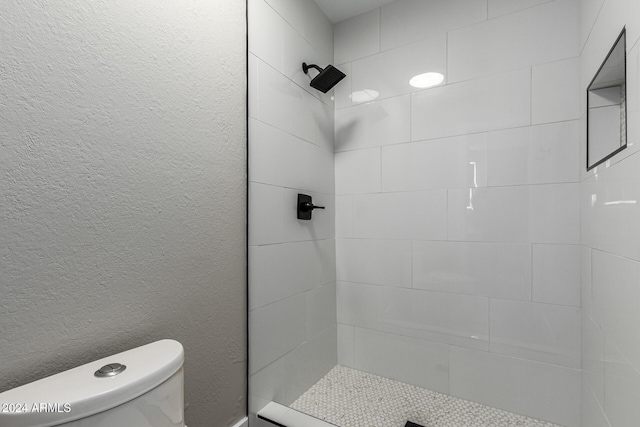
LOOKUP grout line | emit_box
[530,243,534,302]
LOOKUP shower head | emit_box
[302,62,346,93]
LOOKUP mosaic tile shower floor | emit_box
[290,366,562,427]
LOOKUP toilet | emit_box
[0,339,184,427]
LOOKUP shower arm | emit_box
[302,63,324,75]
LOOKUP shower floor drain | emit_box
[405,422,425,427]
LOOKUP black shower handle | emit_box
[300,202,325,212]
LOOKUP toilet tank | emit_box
[0,339,184,427]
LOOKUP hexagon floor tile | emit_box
[290,366,563,427]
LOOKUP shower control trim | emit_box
[297,193,324,220]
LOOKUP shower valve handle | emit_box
[297,193,324,220]
[300,202,325,212]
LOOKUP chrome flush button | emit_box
[94,363,126,378]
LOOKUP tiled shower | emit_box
[248,0,640,426]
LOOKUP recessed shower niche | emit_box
[587,27,627,170]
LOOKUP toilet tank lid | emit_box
[0,339,184,427]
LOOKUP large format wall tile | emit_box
[335,95,411,151]
[335,148,381,194]
[604,340,640,427]
[250,239,335,310]
[250,293,307,374]
[382,133,488,192]
[532,244,581,306]
[354,327,450,394]
[337,281,383,330]
[411,68,531,141]
[306,282,337,339]
[250,119,334,193]
[450,347,581,426]
[413,241,531,300]
[249,0,335,411]
[582,313,605,409]
[257,60,334,151]
[448,0,579,82]
[488,0,553,19]
[380,0,487,51]
[353,190,447,240]
[532,57,581,124]
[448,184,579,244]
[580,152,640,261]
[487,121,580,186]
[265,0,333,60]
[336,238,412,287]
[249,182,285,245]
[334,8,380,64]
[351,34,447,101]
[489,299,581,368]
[382,287,489,350]
[249,0,284,71]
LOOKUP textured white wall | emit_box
[0,1,247,426]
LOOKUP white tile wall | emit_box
[337,324,355,367]
[604,340,640,427]
[284,326,337,404]
[337,281,383,330]
[351,34,447,101]
[489,299,581,368]
[335,148,381,194]
[488,0,553,19]
[412,241,532,300]
[448,184,579,244]
[333,62,352,110]
[249,0,285,71]
[248,0,622,424]
[353,190,447,240]
[581,2,640,424]
[411,68,531,141]
[354,327,450,394]
[332,1,585,424]
[382,133,488,192]
[336,238,411,287]
[449,347,581,427]
[248,0,336,416]
[532,57,581,124]
[487,121,580,187]
[249,293,307,374]
[265,0,333,60]
[382,287,489,351]
[582,313,605,408]
[249,239,334,310]
[334,8,380,64]
[335,94,411,151]
[380,0,487,51]
[532,244,581,306]
[306,282,337,339]
[448,0,579,82]
[335,195,353,238]
[248,182,285,246]
[256,59,334,151]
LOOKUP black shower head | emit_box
[302,62,346,93]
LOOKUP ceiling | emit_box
[313,0,396,23]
